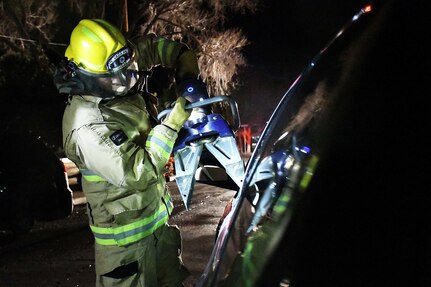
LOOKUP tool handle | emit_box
[157,96,241,132]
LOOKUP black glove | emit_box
[53,60,85,95]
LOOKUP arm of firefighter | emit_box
[72,122,178,190]
[144,98,190,171]
[133,34,199,80]
[174,49,200,81]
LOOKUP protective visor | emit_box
[75,46,140,99]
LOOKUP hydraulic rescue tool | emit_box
[158,80,245,209]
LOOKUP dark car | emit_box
[0,131,73,234]
[197,1,427,286]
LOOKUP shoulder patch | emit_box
[110,130,128,146]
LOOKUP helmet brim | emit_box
[75,51,140,99]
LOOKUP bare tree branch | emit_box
[0,0,260,97]
[199,28,248,95]
[130,0,259,95]
[0,0,59,63]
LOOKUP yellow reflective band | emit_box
[145,130,174,161]
[299,155,319,190]
[157,40,178,65]
[145,141,170,160]
[157,41,165,63]
[164,193,173,214]
[81,26,103,43]
[273,193,291,215]
[82,175,106,182]
[90,203,169,246]
[80,169,106,182]
[242,242,258,287]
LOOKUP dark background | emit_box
[232,0,370,132]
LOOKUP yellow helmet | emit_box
[65,19,140,98]
[65,19,126,73]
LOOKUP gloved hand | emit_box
[163,97,191,132]
[176,78,212,114]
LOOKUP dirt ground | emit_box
[0,181,236,287]
[171,182,236,286]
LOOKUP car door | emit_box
[196,1,424,286]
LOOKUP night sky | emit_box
[231,0,370,132]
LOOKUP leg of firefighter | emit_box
[95,224,189,287]
[95,233,158,287]
[155,224,191,287]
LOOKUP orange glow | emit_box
[363,5,372,13]
[236,125,252,154]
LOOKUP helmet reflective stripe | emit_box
[90,194,173,246]
[106,47,132,72]
[65,19,127,74]
[80,169,106,182]
[145,130,174,161]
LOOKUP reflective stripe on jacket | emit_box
[90,192,173,246]
[62,93,178,248]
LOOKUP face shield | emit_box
[74,45,140,99]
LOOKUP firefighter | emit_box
[54,18,206,286]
